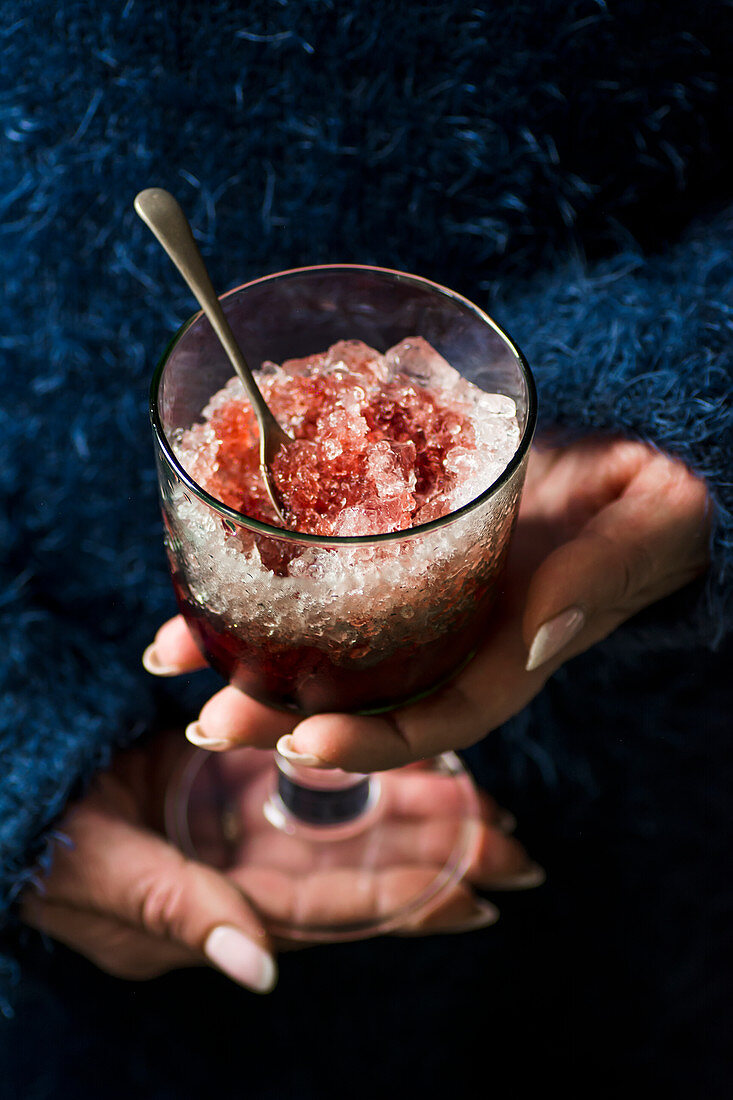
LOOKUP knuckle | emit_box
[621,540,655,603]
[138,864,188,939]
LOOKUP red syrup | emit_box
[171,563,504,715]
[168,339,517,714]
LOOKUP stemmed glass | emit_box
[150,265,536,941]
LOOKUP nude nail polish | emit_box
[525,606,585,671]
[142,644,180,677]
[204,926,277,993]
[485,862,546,890]
[185,722,231,751]
[442,900,500,933]
[276,734,327,768]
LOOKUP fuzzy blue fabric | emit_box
[1,0,731,1093]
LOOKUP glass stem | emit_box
[274,753,373,827]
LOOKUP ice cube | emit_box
[385,337,461,392]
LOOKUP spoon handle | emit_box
[134,188,289,455]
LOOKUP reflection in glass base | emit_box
[165,747,481,942]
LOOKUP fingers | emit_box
[143,615,208,676]
[39,804,277,992]
[268,551,536,772]
[380,781,544,891]
[21,896,201,980]
[273,694,481,774]
[227,863,484,934]
[224,769,541,924]
[272,448,710,772]
[186,686,297,750]
[465,822,544,891]
[379,771,503,821]
[395,808,544,934]
[523,450,710,671]
[142,615,298,749]
[228,822,541,941]
[229,812,535,886]
[395,883,499,935]
[274,642,524,772]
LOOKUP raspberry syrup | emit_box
[170,559,504,714]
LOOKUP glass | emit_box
[151,265,536,940]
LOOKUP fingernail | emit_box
[486,862,546,891]
[204,926,277,993]
[526,606,585,671]
[276,734,327,769]
[185,722,232,751]
[142,644,181,677]
[441,900,499,933]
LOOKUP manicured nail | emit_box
[204,926,277,993]
[142,644,181,677]
[486,862,546,891]
[526,606,585,671]
[185,722,232,751]
[442,900,499,933]
[276,734,327,768]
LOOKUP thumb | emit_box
[522,457,709,672]
[56,806,277,993]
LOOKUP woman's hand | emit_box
[21,735,540,990]
[145,439,710,773]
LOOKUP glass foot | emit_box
[165,747,482,942]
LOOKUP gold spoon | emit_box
[134,187,292,526]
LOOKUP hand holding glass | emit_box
[151,265,536,940]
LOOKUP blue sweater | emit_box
[1,1,731,1089]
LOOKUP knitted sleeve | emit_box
[495,207,733,650]
[0,380,171,940]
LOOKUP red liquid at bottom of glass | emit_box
[171,565,505,716]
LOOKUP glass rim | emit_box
[149,263,537,546]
